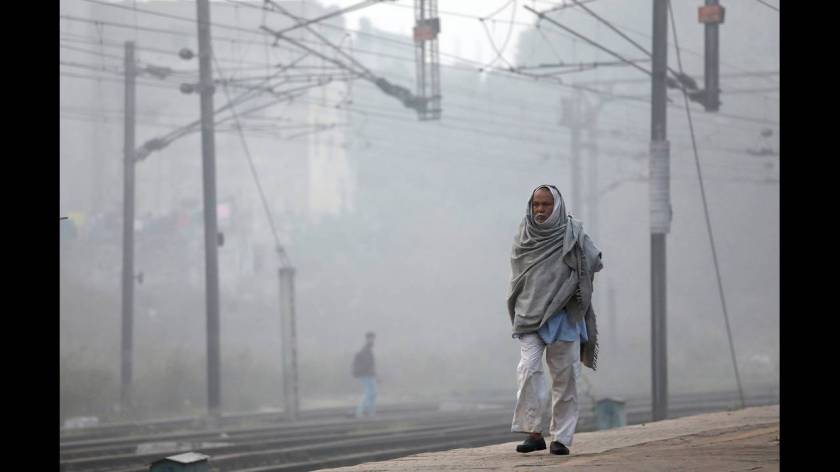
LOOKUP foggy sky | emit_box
[60,0,778,420]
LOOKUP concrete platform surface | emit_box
[318,404,779,471]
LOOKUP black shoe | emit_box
[516,436,546,453]
[550,441,570,455]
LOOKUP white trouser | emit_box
[510,333,580,446]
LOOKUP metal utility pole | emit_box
[699,0,724,111]
[120,41,136,415]
[196,0,222,419]
[585,116,600,240]
[608,281,617,353]
[413,0,441,120]
[697,0,743,409]
[278,262,300,420]
[571,127,582,213]
[586,140,597,237]
[562,94,606,223]
[583,88,617,243]
[561,97,583,213]
[650,0,671,422]
[91,47,107,215]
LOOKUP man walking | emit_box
[352,331,377,418]
[507,185,603,455]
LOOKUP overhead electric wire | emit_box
[59,70,183,91]
[68,0,725,91]
[478,0,518,70]
[719,87,779,96]
[59,77,759,160]
[753,0,779,12]
[303,91,762,161]
[261,0,386,37]
[384,0,580,30]
[531,1,777,114]
[62,102,769,185]
[59,44,200,80]
[516,58,651,70]
[60,42,126,61]
[60,59,122,74]
[574,70,779,85]
[62,3,777,138]
[59,6,772,175]
[60,37,764,139]
[261,0,376,80]
[60,14,301,57]
[59,60,767,158]
[131,53,316,154]
[159,80,326,145]
[216,0,672,98]
[539,0,599,13]
[61,34,349,80]
[560,2,778,86]
[211,53,287,261]
[58,59,603,141]
[566,0,686,81]
[523,4,653,77]
[61,32,286,71]
[60,12,774,129]
[59,60,767,151]
[60,95,769,182]
[286,99,763,183]
[79,0,268,37]
[534,22,567,63]
[520,59,650,77]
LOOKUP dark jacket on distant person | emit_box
[352,345,375,378]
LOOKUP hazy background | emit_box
[60,0,779,422]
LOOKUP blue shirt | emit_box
[537,308,588,344]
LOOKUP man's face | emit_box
[366,335,375,347]
[531,188,554,224]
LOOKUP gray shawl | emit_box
[507,185,604,369]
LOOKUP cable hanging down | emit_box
[753,0,779,12]
[211,53,290,266]
[477,0,518,71]
[667,0,746,409]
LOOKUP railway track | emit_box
[60,402,440,442]
[59,390,778,472]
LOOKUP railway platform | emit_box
[317,404,780,471]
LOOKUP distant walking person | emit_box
[507,185,603,455]
[352,331,377,418]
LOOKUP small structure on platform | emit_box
[149,452,210,472]
[594,397,626,430]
